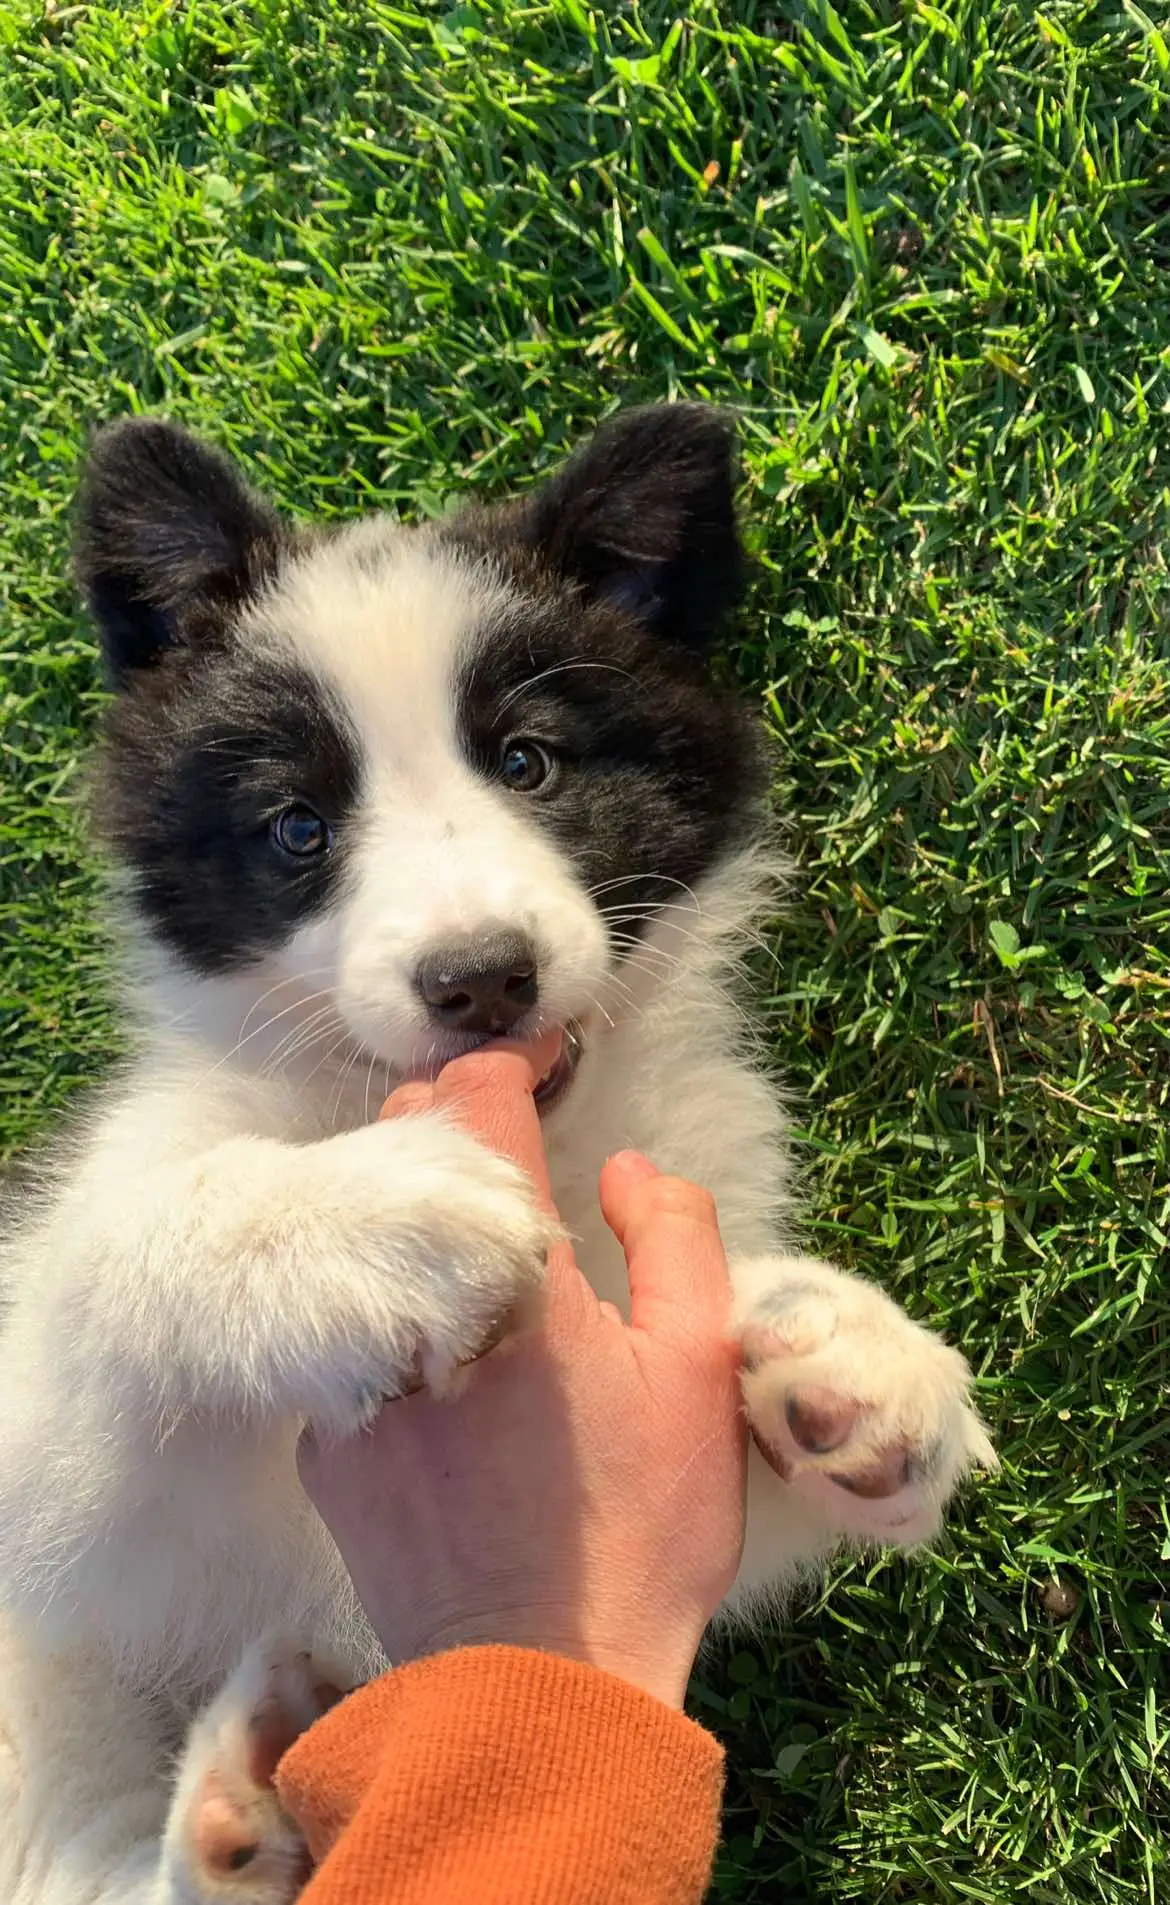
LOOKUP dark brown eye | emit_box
[272,803,331,858]
[500,739,555,791]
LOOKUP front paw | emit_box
[737,1256,996,1546]
[370,1119,557,1398]
[162,1636,349,1903]
[293,1116,556,1432]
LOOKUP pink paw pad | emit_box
[737,1259,995,1548]
[184,1650,347,1894]
[190,1768,275,1879]
[828,1442,915,1499]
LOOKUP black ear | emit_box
[519,404,744,649]
[75,418,285,685]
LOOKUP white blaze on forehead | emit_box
[242,517,509,765]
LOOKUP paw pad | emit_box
[190,1770,263,1877]
[172,1641,350,1900]
[737,1256,995,1547]
[828,1444,915,1499]
[785,1385,859,1455]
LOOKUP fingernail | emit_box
[608,1149,659,1182]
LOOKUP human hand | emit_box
[297,1044,746,1710]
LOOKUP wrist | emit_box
[579,1639,696,1711]
[394,1612,701,1712]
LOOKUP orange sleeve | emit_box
[276,1645,724,1904]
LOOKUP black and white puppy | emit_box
[0,406,994,1903]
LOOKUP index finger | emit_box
[381,1042,587,1312]
[430,1041,557,1208]
[379,1043,554,1197]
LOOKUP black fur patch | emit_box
[78,417,359,975]
[501,402,743,651]
[76,418,287,684]
[94,651,361,974]
[447,405,763,940]
[453,591,762,944]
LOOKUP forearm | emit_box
[278,1646,724,1905]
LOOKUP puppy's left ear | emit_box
[518,404,744,650]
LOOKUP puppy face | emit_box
[77,407,763,1107]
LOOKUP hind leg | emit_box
[161,1637,349,1904]
[0,1619,346,1905]
[0,1620,172,1903]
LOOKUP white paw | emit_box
[737,1256,996,1546]
[162,1636,349,1903]
[267,1115,557,1433]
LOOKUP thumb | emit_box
[599,1152,733,1345]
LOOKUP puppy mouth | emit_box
[400,1017,586,1118]
[530,1018,585,1117]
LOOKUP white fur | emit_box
[0,533,993,1901]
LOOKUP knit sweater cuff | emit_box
[278,1644,724,1904]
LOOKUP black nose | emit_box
[414,929,539,1035]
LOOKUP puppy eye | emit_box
[272,803,332,858]
[500,739,555,792]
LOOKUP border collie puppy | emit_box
[0,406,994,1902]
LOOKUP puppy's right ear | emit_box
[76,418,285,685]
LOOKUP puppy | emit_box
[0,405,994,1901]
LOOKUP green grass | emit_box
[1,1,1168,1897]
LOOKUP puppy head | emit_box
[77,406,764,1107]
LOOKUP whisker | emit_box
[236,968,337,1047]
[190,987,341,1093]
[601,903,778,966]
[245,994,339,1065]
[260,1005,345,1077]
[601,936,764,1043]
[497,659,639,718]
[588,994,619,1033]
[327,1035,369,1126]
[261,1012,337,1071]
[586,871,701,902]
[299,1025,360,1095]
